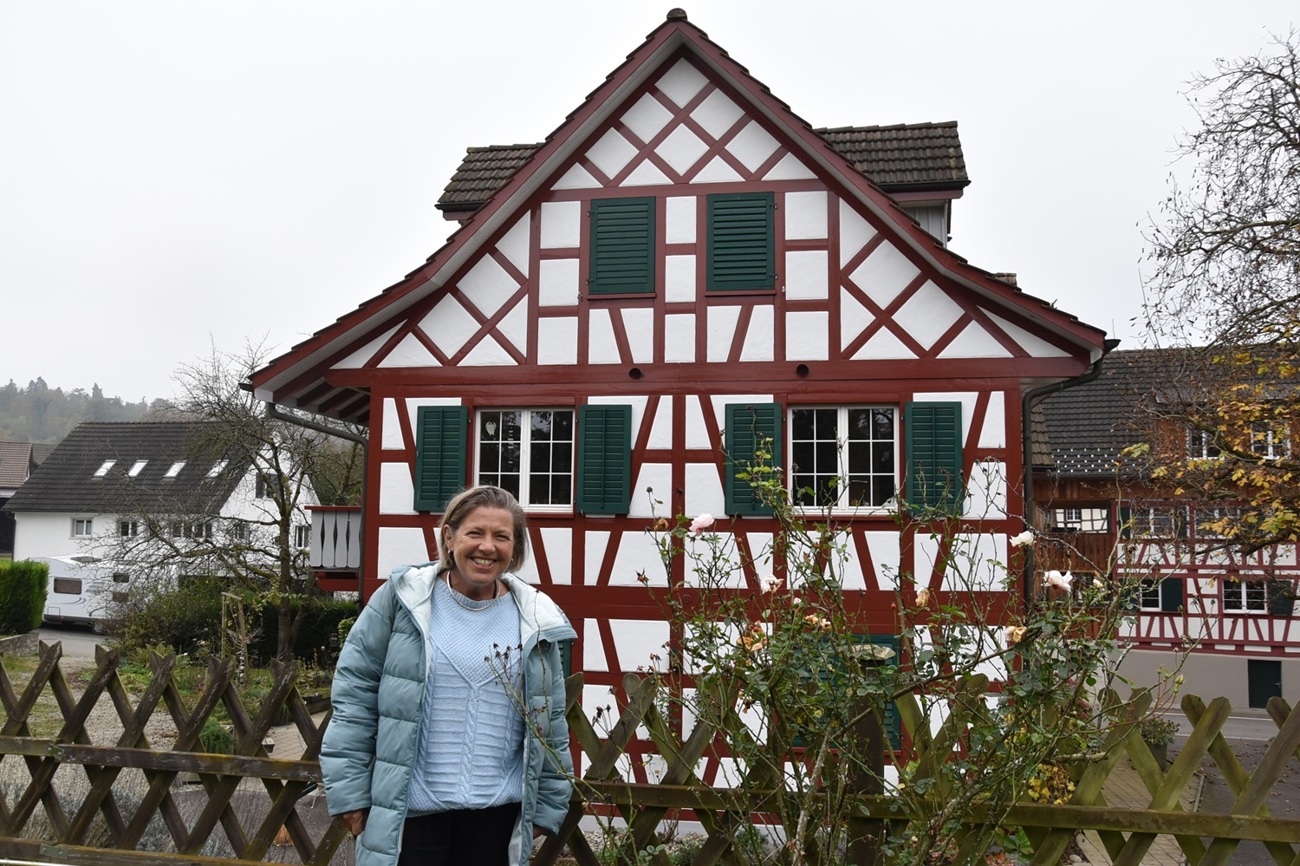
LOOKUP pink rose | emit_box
[689,513,716,535]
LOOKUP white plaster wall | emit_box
[539,201,581,249]
[684,462,725,520]
[13,512,100,561]
[631,463,673,519]
[978,392,1007,449]
[784,191,827,239]
[377,526,431,579]
[609,530,667,587]
[379,463,416,515]
[786,250,828,300]
[588,309,621,364]
[538,527,573,585]
[785,311,829,360]
[739,306,774,362]
[538,259,579,307]
[867,531,903,591]
[537,317,579,364]
[964,460,1008,521]
[664,313,696,362]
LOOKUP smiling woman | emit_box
[320,485,576,866]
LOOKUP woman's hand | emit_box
[339,809,368,838]
[533,826,549,840]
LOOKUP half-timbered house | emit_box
[250,11,1109,710]
[1036,348,1300,709]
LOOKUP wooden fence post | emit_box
[846,644,895,866]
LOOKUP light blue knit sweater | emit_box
[406,576,524,813]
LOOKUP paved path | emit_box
[1076,749,1201,866]
[1078,728,1299,866]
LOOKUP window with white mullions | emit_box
[790,406,896,509]
[1251,422,1291,460]
[1223,578,1268,612]
[1187,427,1221,459]
[477,409,575,507]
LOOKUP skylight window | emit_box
[164,461,185,478]
[93,460,116,478]
[207,460,228,478]
[128,460,148,477]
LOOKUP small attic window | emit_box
[207,460,228,478]
[93,460,116,478]
[164,461,185,479]
[128,460,148,477]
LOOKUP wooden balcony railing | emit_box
[306,506,361,572]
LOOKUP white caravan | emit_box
[36,555,125,631]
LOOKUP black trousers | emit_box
[397,804,521,866]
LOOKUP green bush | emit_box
[114,575,224,657]
[248,596,357,665]
[0,560,48,634]
[198,718,234,754]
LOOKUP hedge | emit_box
[0,559,49,634]
[248,596,358,666]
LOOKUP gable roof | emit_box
[437,122,968,216]
[0,441,41,492]
[250,10,1107,424]
[2,422,250,514]
[1037,350,1165,476]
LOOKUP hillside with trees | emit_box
[0,378,159,443]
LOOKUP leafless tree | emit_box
[102,341,364,661]
[1139,31,1300,554]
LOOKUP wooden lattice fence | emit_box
[4,642,1300,866]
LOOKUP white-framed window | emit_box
[1187,428,1221,460]
[72,518,94,537]
[1223,578,1268,612]
[170,520,213,541]
[128,460,148,477]
[1138,577,1182,612]
[118,520,139,538]
[164,461,185,479]
[93,460,116,478]
[227,522,250,544]
[476,409,575,508]
[1193,505,1241,539]
[789,406,897,510]
[255,473,274,499]
[1251,422,1291,460]
[294,524,311,549]
[206,460,228,478]
[1051,506,1109,532]
[1132,505,1187,538]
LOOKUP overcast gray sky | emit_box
[2,1,1295,403]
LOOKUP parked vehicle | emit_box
[35,555,126,632]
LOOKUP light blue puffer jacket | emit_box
[321,564,577,866]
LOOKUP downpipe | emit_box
[1020,338,1121,606]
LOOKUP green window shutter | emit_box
[1118,505,1133,539]
[1160,577,1183,612]
[708,193,775,291]
[413,405,468,512]
[904,402,964,515]
[724,403,782,516]
[577,404,632,515]
[589,197,655,295]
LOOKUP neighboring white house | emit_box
[2,421,317,585]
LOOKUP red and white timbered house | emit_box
[251,12,1108,723]
[1036,349,1300,709]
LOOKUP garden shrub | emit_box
[113,574,224,657]
[248,596,357,665]
[0,559,48,634]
